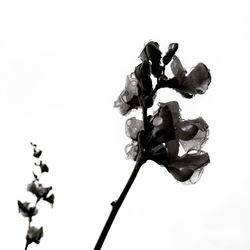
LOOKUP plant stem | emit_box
[94,156,145,250]
[94,90,149,249]
[24,241,29,250]
[25,198,40,250]
[142,106,148,131]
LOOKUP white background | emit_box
[0,0,250,249]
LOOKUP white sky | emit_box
[0,0,250,249]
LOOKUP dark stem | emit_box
[142,106,148,131]
[28,218,31,228]
[24,241,29,250]
[137,95,148,132]
[94,85,149,249]
[162,65,166,75]
[152,77,164,96]
[34,198,40,208]
[94,156,145,250]
[25,198,40,250]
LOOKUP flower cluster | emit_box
[114,41,211,184]
[18,143,54,250]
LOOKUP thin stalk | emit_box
[94,93,149,249]
[94,156,145,250]
[24,241,29,250]
[24,198,40,250]
[142,106,148,131]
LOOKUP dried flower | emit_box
[18,200,38,218]
[125,141,139,160]
[27,182,52,199]
[139,41,162,65]
[114,74,140,115]
[177,117,209,152]
[26,226,43,244]
[148,102,180,147]
[184,63,211,94]
[33,149,42,158]
[147,101,210,183]
[139,41,163,77]
[97,41,212,249]
[122,100,210,183]
[134,61,153,98]
[31,143,42,158]
[170,55,211,97]
[125,117,143,140]
[35,161,49,173]
[44,194,55,206]
[19,143,54,250]
[162,43,179,66]
[114,63,154,115]
[166,152,210,184]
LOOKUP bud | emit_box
[162,43,178,65]
[139,41,162,65]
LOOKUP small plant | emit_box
[94,41,211,249]
[18,143,55,250]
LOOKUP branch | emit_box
[94,155,146,250]
[24,241,29,250]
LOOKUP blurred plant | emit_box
[95,41,211,249]
[18,143,55,250]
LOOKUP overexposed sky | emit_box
[1,0,250,249]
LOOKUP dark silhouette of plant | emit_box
[18,143,55,250]
[94,41,211,249]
